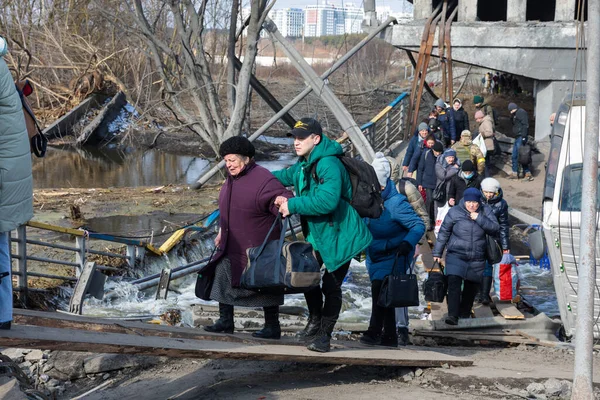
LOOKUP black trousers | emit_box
[447,275,480,318]
[304,252,350,320]
[368,279,396,336]
[425,187,435,227]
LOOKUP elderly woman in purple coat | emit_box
[202,136,293,339]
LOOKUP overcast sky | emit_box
[271,0,413,12]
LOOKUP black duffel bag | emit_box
[240,215,321,294]
[423,261,447,303]
[378,254,420,308]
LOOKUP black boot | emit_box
[296,313,321,341]
[380,333,398,347]
[481,276,493,305]
[397,327,410,346]
[307,316,336,353]
[204,303,234,333]
[252,306,281,339]
[359,330,381,346]
[0,321,11,330]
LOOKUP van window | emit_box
[559,163,600,211]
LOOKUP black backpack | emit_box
[310,155,384,219]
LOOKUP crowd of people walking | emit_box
[201,89,526,350]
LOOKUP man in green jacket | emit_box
[0,38,34,330]
[273,118,372,353]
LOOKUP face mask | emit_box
[463,172,474,179]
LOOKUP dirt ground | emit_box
[70,345,600,400]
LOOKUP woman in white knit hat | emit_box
[479,177,510,304]
[360,153,425,347]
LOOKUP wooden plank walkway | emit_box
[1,323,473,367]
[492,296,525,320]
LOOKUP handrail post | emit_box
[127,245,136,268]
[75,236,86,277]
[15,225,28,305]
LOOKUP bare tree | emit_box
[127,0,269,156]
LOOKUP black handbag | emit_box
[485,235,503,264]
[195,246,218,301]
[423,261,447,303]
[240,215,321,294]
[378,253,420,308]
[432,180,446,202]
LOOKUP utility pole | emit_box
[572,0,600,398]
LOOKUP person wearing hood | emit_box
[434,98,457,145]
[451,130,485,175]
[417,141,444,228]
[452,99,470,133]
[435,148,461,202]
[0,37,33,331]
[273,118,373,353]
[433,188,500,325]
[362,154,425,347]
[479,178,510,304]
[203,137,294,339]
[402,122,429,178]
[447,160,483,206]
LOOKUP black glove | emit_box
[397,241,413,256]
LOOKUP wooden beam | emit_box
[2,324,473,367]
[473,303,495,319]
[492,296,525,320]
[158,229,187,254]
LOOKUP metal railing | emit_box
[344,93,409,157]
[9,221,153,304]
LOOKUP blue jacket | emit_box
[402,132,423,168]
[438,107,457,142]
[365,180,425,281]
[408,140,427,173]
[482,188,510,251]
[432,199,499,281]
[416,148,438,189]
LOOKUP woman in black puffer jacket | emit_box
[452,99,470,134]
[432,188,499,325]
[479,178,510,304]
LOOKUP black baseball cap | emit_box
[288,118,323,138]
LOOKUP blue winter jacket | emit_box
[402,132,423,168]
[365,180,425,281]
[416,148,438,189]
[482,188,510,251]
[438,107,457,142]
[432,199,499,282]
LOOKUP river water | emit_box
[36,142,558,326]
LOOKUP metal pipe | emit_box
[192,17,397,189]
[572,0,600,397]
[11,254,80,268]
[21,239,79,253]
[25,271,78,282]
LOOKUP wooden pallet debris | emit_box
[492,296,525,320]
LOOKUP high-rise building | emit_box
[304,3,364,37]
[269,8,304,37]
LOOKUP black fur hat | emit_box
[219,136,255,158]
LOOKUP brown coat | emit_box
[478,114,495,152]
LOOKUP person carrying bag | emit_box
[241,215,321,294]
[360,154,425,347]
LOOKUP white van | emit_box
[535,95,600,339]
